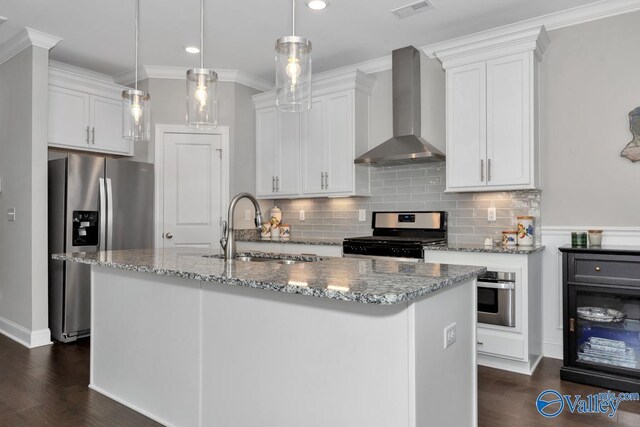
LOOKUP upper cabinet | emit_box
[253,71,375,199]
[436,26,549,192]
[48,67,134,156]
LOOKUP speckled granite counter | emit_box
[235,233,343,246]
[53,248,485,305]
[425,243,545,255]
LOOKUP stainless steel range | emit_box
[343,211,447,262]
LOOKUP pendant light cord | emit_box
[134,0,139,91]
[200,0,204,69]
[292,0,295,36]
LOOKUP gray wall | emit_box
[0,46,50,336]
[133,77,265,229]
[541,11,640,226]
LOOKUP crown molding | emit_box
[114,65,274,92]
[0,27,62,66]
[252,69,376,108]
[434,26,550,69]
[305,0,640,79]
[49,66,127,99]
[49,60,116,83]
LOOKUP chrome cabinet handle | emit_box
[86,126,90,144]
[480,159,484,182]
[276,176,280,192]
[477,341,484,346]
[91,127,95,144]
[325,172,328,189]
[272,176,275,193]
[321,172,324,190]
[488,158,492,182]
[165,232,174,239]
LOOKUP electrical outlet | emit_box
[7,207,15,222]
[299,210,305,221]
[444,322,456,349]
[487,207,496,222]
[244,209,251,221]
[358,209,366,222]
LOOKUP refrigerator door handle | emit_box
[99,178,106,251]
[106,178,114,251]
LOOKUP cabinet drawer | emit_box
[570,254,640,286]
[477,329,525,361]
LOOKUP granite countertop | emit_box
[236,234,343,246]
[52,249,485,305]
[425,243,546,254]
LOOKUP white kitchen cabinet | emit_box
[424,249,543,375]
[255,106,301,198]
[253,70,374,199]
[48,67,133,156]
[436,26,549,192]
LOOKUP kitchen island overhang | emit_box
[54,249,485,427]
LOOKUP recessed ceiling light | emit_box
[306,0,328,11]
[184,46,200,54]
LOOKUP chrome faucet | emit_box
[220,192,264,262]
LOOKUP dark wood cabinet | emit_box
[560,246,640,392]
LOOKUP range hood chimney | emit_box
[355,46,445,166]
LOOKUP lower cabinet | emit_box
[424,249,543,375]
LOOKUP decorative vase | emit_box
[516,216,534,246]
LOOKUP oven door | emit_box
[477,281,516,327]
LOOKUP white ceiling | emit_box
[0,0,603,81]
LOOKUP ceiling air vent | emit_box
[391,1,434,19]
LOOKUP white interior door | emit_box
[162,132,224,250]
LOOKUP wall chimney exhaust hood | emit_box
[355,46,445,166]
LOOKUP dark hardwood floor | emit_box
[1,333,639,426]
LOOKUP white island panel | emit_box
[90,268,201,427]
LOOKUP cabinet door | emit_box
[91,95,132,155]
[446,63,487,190]
[255,107,278,197]
[324,92,354,194]
[301,98,325,194]
[276,110,301,197]
[49,86,90,149]
[486,53,531,187]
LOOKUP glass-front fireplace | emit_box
[561,246,640,392]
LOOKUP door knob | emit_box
[165,232,174,239]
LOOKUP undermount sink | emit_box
[235,256,276,262]
[203,254,313,264]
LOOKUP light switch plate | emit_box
[244,209,251,221]
[444,322,456,348]
[7,207,16,222]
[487,207,496,222]
[299,210,305,221]
[358,209,366,222]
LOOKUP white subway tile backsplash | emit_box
[271,162,541,243]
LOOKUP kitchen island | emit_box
[53,249,485,427]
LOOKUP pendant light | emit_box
[122,0,150,142]
[186,0,218,128]
[275,0,312,112]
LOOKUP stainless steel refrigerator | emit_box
[48,154,154,342]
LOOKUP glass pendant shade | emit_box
[275,36,312,112]
[187,68,218,128]
[122,88,150,142]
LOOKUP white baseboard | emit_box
[0,315,52,348]
[89,384,175,427]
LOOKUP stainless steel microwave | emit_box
[477,271,516,328]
